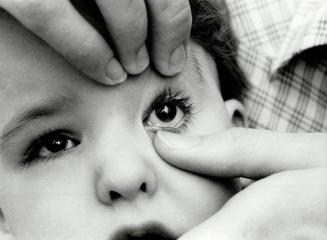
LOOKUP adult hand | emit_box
[154,128,327,240]
[0,0,191,84]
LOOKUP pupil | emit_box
[46,136,66,152]
[155,103,177,122]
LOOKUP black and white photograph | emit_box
[0,0,326,239]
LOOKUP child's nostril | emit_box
[140,183,147,192]
[109,191,121,201]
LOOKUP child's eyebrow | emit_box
[0,95,77,150]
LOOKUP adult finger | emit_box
[154,128,327,179]
[145,0,192,76]
[95,0,149,75]
[0,0,126,85]
[178,168,327,240]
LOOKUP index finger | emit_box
[154,128,327,179]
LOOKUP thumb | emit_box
[177,167,327,240]
[153,128,327,179]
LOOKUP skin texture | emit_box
[154,124,327,239]
[0,0,191,84]
[0,1,325,239]
[0,14,242,240]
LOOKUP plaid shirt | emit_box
[226,0,327,132]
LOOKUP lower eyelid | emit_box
[144,113,194,134]
[144,125,181,134]
[20,143,79,167]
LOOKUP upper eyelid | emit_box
[143,87,191,119]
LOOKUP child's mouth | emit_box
[111,223,176,240]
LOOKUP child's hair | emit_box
[74,0,248,101]
[189,0,247,101]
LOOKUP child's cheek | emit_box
[0,154,96,237]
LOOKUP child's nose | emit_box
[95,138,157,205]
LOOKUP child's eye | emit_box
[38,134,76,158]
[147,102,186,128]
[21,131,80,166]
[143,87,194,132]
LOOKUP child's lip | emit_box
[111,222,176,240]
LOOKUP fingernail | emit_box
[157,131,201,149]
[106,58,127,84]
[135,44,149,73]
[169,44,186,74]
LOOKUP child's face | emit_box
[0,14,240,240]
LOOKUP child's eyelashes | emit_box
[143,87,195,132]
[20,130,80,167]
